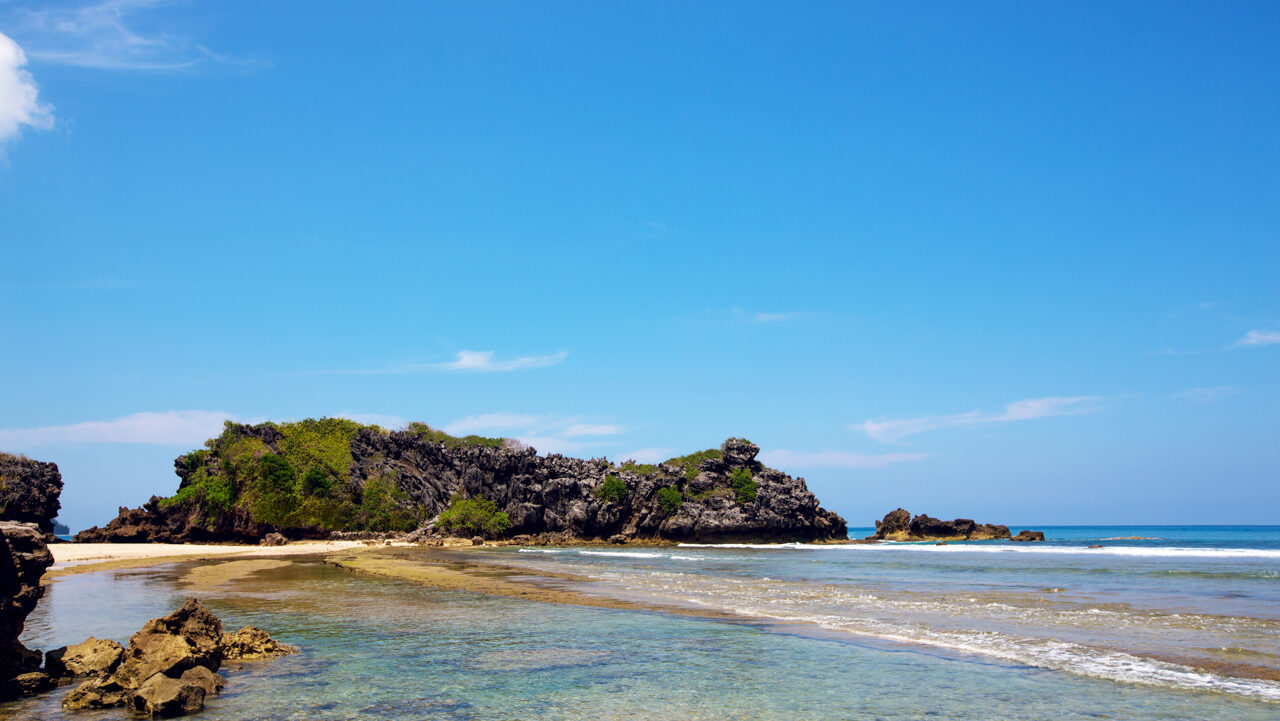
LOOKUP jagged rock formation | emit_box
[1012,530,1046,542]
[77,421,847,544]
[871,508,1019,541]
[0,453,63,535]
[59,597,294,715]
[0,452,62,697]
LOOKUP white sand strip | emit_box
[50,540,400,568]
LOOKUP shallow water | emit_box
[8,533,1280,720]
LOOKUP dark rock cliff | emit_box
[0,454,63,535]
[0,453,62,692]
[871,508,1014,541]
[77,426,847,544]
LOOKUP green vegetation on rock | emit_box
[597,475,627,504]
[664,448,722,483]
[656,486,684,516]
[406,422,505,449]
[729,468,758,504]
[435,493,512,537]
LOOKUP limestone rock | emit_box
[178,665,225,695]
[871,509,1019,542]
[45,637,125,677]
[259,532,287,547]
[113,598,222,689]
[0,452,63,534]
[62,676,129,710]
[0,520,54,684]
[127,672,205,717]
[220,625,296,661]
[81,428,849,544]
[1012,530,1046,542]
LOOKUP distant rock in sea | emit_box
[76,420,848,545]
[871,508,1041,542]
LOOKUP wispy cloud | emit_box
[617,447,677,464]
[1234,329,1280,349]
[443,413,543,436]
[442,412,623,455]
[731,307,799,324]
[759,449,927,469]
[1150,328,1280,355]
[7,0,253,71]
[0,31,53,150]
[852,396,1104,444]
[1171,386,1240,403]
[335,412,411,429]
[0,410,234,447]
[332,350,568,375]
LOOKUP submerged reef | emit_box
[77,420,848,544]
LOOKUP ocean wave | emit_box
[676,542,1280,560]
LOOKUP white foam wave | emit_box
[677,542,1280,560]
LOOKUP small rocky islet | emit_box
[870,507,1044,542]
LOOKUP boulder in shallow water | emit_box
[178,665,225,695]
[62,676,129,710]
[1013,530,1046,542]
[220,625,297,661]
[872,508,912,540]
[45,637,125,677]
[113,598,223,689]
[127,672,205,717]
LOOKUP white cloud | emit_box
[852,396,1104,444]
[332,350,568,375]
[336,412,410,429]
[443,413,543,436]
[1171,386,1240,403]
[1235,329,1280,348]
[561,423,624,437]
[0,410,233,447]
[435,350,568,372]
[617,447,677,464]
[7,0,245,71]
[0,31,53,149]
[442,412,622,455]
[759,449,928,469]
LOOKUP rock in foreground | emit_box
[59,597,293,716]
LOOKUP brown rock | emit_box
[7,671,55,696]
[62,676,129,710]
[178,665,225,695]
[259,532,287,547]
[114,598,222,689]
[45,637,125,677]
[1012,530,1046,542]
[220,625,296,661]
[0,520,55,684]
[872,508,912,540]
[127,672,205,717]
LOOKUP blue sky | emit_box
[1,1,1277,532]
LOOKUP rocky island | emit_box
[77,420,848,545]
[870,508,1043,542]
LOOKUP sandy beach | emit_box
[46,540,411,578]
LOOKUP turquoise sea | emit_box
[10,526,1280,720]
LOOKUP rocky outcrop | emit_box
[1012,530,1046,542]
[871,509,1018,542]
[221,626,296,660]
[0,521,53,687]
[0,451,63,695]
[0,453,63,535]
[60,597,292,716]
[44,637,125,678]
[79,428,848,545]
